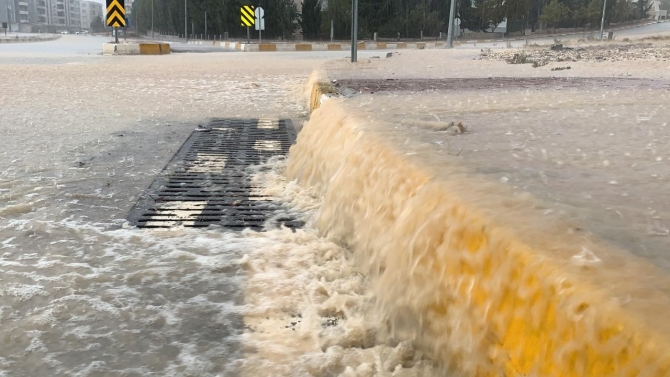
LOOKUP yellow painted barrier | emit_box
[357,42,366,50]
[327,44,341,51]
[295,43,312,51]
[259,43,277,52]
[292,82,670,376]
[138,43,170,55]
[376,42,387,49]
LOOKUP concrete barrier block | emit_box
[376,43,387,49]
[357,42,366,50]
[139,43,161,55]
[327,44,341,51]
[397,42,407,48]
[259,43,277,52]
[295,43,312,51]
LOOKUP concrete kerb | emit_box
[102,42,170,55]
[305,73,670,375]
[176,40,449,52]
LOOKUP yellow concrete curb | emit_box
[259,43,277,51]
[139,43,170,55]
[301,79,670,376]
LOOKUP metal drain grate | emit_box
[128,118,303,230]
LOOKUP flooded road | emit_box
[0,51,440,376]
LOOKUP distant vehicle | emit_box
[60,30,69,34]
[75,31,88,35]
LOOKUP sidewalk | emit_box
[291,47,670,375]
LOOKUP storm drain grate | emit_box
[128,118,303,231]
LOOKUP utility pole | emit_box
[204,11,207,39]
[151,0,154,39]
[350,0,358,62]
[599,0,607,40]
[184,0,188,42]
[446,0,456,48]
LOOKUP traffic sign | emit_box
[106,0,126,27]
[240,5,255,27]
[254,7,265,31]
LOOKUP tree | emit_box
[458,0,487,32]
[300,0,322,39]
[539,0,570,31]
[269,0,300,39]
[91,15,105,32]
[613,0,634,22]
[477,0,507,32]
[636,0,653,19]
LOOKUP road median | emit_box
[291,62,670,375]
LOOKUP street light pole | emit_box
[599,0,607,40]
[350,0,358,62]
[446,0,456,48]
[151,0,154,39]
[184,0,187,42]
[204,11,207,39]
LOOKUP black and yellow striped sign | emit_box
[106,0,126,27]
[241,5,255,27]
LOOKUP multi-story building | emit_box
[49,0,66,26]
[124,0,132,21]
[66,0,80,28]
[35,0,49,25]
[80,0,101,29]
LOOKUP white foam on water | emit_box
[0,156,440,377]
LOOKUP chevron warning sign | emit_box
[106,0,126,27]
[240,5,255,27]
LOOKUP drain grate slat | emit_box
[127,119,304,231]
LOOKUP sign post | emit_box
[254,7,265,43]
[106,0,126,43]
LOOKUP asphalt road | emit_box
[2,20,669,59]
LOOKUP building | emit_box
[3,0,87,31]
[649,0,668,20]
[124,0,132,17]
[66,0,81,28]
[2,0,38,30]
[80,0,101,29]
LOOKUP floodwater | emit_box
[0,51,440,376]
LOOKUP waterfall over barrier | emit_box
[285,80,670,376]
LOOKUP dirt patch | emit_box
[482,42,670,65]
[334,77,670,94]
